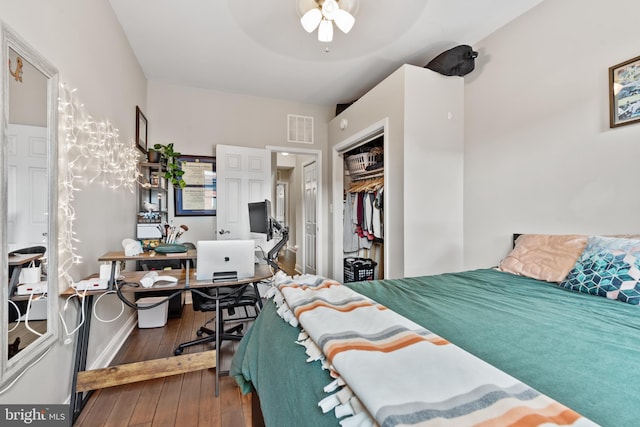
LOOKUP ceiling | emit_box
[108,0,544,107]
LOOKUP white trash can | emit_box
[136,296,169,328]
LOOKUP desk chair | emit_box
[174,283,261,395]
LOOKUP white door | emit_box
[7,124,48,251]
[215,144,271,247]
[275,182,286,228]
[303,161,317,274]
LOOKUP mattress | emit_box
[231,269,640,426]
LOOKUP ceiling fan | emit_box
[298,0,359,42]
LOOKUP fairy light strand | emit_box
[58,82,141,286]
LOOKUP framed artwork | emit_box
[135,106,148,153]
[174,155,216,216]
[609,55,640,128]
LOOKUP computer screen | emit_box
[196,240,255,280]
[248,199,272,241]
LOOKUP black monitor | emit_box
[248,199,289,271]
[248,199,273,241]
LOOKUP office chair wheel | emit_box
[174,348,183,356]
[196,330,204,337]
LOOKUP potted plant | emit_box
[151,143,186,188]
[146,148,161,163]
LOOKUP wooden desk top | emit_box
[60,263,273,297]
[98,249,197,262]
[9,253,44,266]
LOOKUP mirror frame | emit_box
[0,22,59,387]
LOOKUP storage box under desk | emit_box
[134,290,184,318]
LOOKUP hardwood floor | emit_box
[74,302,255,427]
[277,248,297,276]
[74,253,296,427]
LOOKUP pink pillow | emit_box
[499,234,588,283]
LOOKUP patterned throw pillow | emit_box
[560,236,640,304]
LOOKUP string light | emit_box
[57,82,141,286]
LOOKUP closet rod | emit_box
[350,170,384,182]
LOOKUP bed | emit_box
[231,234,640,426]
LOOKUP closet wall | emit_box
[329,64,463,280]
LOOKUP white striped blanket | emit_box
[271,272,599,427]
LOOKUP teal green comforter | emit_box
[231,269,640,426]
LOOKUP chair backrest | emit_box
[191,284,258,312]
[9,246,46,256]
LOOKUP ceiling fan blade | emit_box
[318,19,334,42]
[300,8,322,33]
[333,9,355,33]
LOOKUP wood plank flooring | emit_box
[74,251,296,427]
[74,303,254,427]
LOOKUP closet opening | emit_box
[332,119,387,282]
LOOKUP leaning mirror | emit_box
[1,22,59,386]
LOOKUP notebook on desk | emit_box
[196,240,255,281]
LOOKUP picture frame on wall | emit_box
[174,155,216,216]
[135,105,148,152]
[609,55,640,128]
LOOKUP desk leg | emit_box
[215,296,220,397]
[108,262,118,289]
[252,282,263,309]
[70,294,94,423]
[8,265,23,299]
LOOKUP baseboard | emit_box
[86,312,137,371]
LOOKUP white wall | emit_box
[146,82,332,265]
[329,68,406,278]
[1,0,146,404]
[464,0,640,268]
[329,65,464,279]
[404,66,464,276]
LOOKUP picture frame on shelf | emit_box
[174,155,216,216]
[135,105,148,152]
[609,55,640,128]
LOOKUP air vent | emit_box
[287,114,313,144]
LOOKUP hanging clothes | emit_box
[343,192,359,253]
[372,187,382,239]
[345,177,384,251]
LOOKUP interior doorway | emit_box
[267,146,323,276]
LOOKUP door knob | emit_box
[219,229,230,235]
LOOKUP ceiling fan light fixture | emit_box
[301,8,322,33]
[321,0,340,20]
[318,18,334,42]
[298,0,357,42]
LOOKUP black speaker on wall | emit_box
[425,45,478,77]
[336,101,356,116]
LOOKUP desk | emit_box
[8,252,44,298]
[66,251,271,423]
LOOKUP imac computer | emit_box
[196,240,255,281]
[248,199,288,270]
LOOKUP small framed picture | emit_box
[609,55,640,128]
[135,106,148,153]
